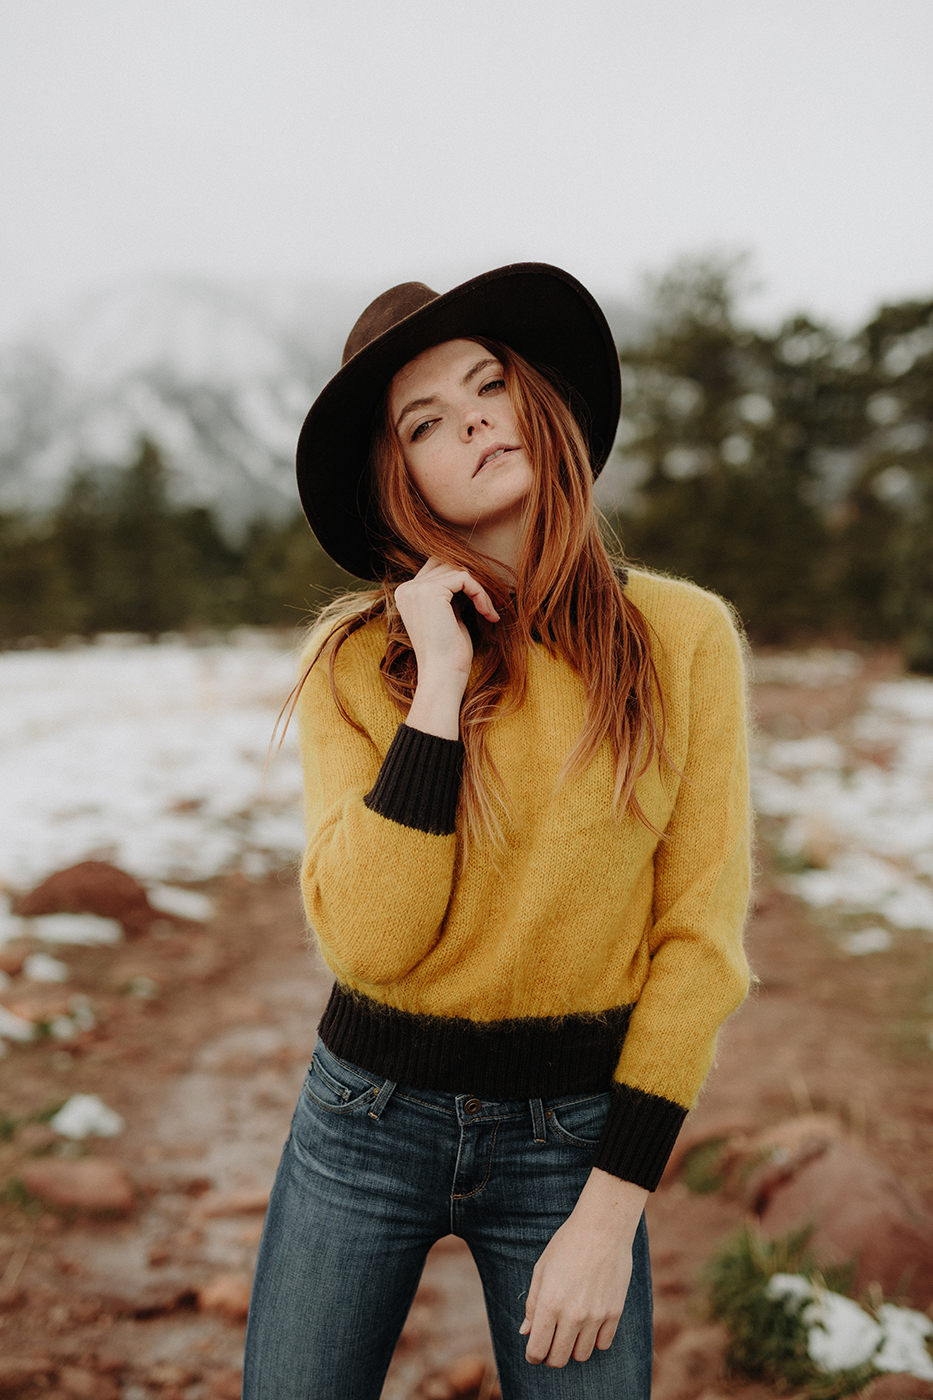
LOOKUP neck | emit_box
[457,511,524,583]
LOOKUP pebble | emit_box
[192,1186,270,1219]
[20,1158,135,1214]
[197,1272,253,1320]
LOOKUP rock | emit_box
[0,948,27,976]
[728,1113,845,1211]
[866,1376,933,1400]
[17,860,158,937]
[208,1366,245,1398]
[147,1363,199,1388]
[661,1114,755,1186]
[444,1355,490,1393]
[192,1186,270,1218]
[420,1379,455,1400]
[0,1356,55,1392]
[650,1323,728,1400]
[59,1365,119,1399]
[198,1272,253,1320]
[19,1159,135,1214]
[760,1141,933,1307]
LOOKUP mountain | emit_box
[0,275,365,535]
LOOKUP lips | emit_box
[474,443,518,476]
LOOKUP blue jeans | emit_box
[243,1038,653,1399]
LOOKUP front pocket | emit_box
[546,1091,612,1148]
[303,1051,379,1114]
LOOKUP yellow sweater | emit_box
[297,569,751,1189]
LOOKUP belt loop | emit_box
[530,1098,547,1143]
[368,1078,397,1120]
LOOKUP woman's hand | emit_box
[520,1169,649,1368]
[395,557,499,741]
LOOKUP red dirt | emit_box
[0,653,931,1398]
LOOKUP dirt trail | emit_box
[1,657,932,1399]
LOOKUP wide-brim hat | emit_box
[296,262,621,581]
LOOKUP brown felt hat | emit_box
[296,262,621,581]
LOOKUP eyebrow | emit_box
[394,357,502,433]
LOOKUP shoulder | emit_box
[624,568,748,693]
[294,613,389,722]
[625,568,743,647]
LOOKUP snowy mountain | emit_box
[0,276,365,535]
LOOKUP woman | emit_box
[243,264,751,1400]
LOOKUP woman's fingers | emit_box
[413,557,500,622]
[595,1316,620,1351]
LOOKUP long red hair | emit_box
[287,339,669,845]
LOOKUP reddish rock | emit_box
[443,1355,489,1394]
[730,1112,845,1210]
[16,860,157,937]
[192,1185,269,1218]
[148,1363,199,1388]
[0,947,27,976]
[866,1376,933,1400]
[759,1141,933,1307]
[420,1379,456,1400]
[650,1323,728,1400]
[197,1272,253,1321]
[19,1159,135,1214]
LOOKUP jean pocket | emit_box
[303,1049,379,1114]
[546,1090,613,1148]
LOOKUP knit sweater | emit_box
[296,569,751,1191]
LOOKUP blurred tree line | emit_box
[609,256,933,670]
[0,439,353,641]
[1,256,932,666]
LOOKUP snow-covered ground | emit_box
[0,633,305,898]
[2,637,933,949]
[752,650,933,942]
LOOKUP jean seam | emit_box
[451,1122,499,1201]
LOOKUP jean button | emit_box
[463,1097,482,1116]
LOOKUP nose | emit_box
[462,408,491,440]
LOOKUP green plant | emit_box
[705,1226,869,1399]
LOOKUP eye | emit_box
[410,417,438,442]
[479,377,506,395]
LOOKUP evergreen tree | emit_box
[610,256,833,639]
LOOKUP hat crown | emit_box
[342,281,440,366]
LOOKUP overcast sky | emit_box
[1,0,931,343]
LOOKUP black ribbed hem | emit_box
[318,982,634,1098]
[592,1083,687,1191]
[363,723,463,835]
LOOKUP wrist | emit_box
[572,1168,648,1235]
[406,675,466,742]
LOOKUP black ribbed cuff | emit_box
[591,1083,687,1191]
[363,723,463,835]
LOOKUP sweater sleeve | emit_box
[592,599,752,1189]
[297,651,463,987]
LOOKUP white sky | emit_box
[1,0,931,342]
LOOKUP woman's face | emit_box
[388,339,533,559]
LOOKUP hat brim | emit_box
[296,262,621,581]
